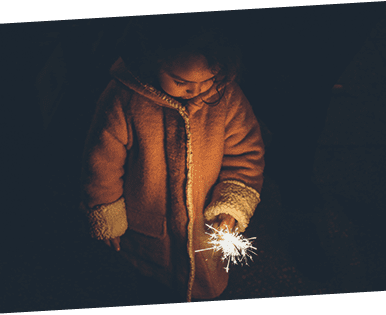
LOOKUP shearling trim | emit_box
[178,106,195,303]
[85,197,128,240]
[131,72,196,302]
[204,180,261,233]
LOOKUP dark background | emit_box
[1,2,386,312]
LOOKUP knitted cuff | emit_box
[82,197,128,240]
[204,180,261,232]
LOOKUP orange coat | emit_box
[81,57,265,301]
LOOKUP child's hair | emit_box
[118,13,242,104]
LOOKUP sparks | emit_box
[195,224,257,273]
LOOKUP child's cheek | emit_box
[165,84,182,98]
[167,83,181,97]
[159,78,175,96]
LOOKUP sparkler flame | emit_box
[195,224,257,273]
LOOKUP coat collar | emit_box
[110,57,227,111]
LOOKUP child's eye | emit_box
[174,81,185,86]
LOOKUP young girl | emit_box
[80,13,265,302]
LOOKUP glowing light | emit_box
[195,224,257,273]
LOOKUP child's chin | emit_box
[175,96,193,102]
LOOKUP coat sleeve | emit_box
[204,83,265,232]
[80,80,132,240]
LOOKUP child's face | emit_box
[158,55,217,100]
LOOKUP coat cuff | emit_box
[82,197,128,240]
[204,180,261,233]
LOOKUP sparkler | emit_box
[195,224,257,273]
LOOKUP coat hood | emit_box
[110,57,228,110]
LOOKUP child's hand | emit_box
[213,213,236,231]
[103,236,121,251]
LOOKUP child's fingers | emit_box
[227,217,236,230]
[209,214,236,230]
[218,214,236,231]
[111,237,121,251]
[103,237,120,251]
[219,218,235,230]
[218,223,227,230]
